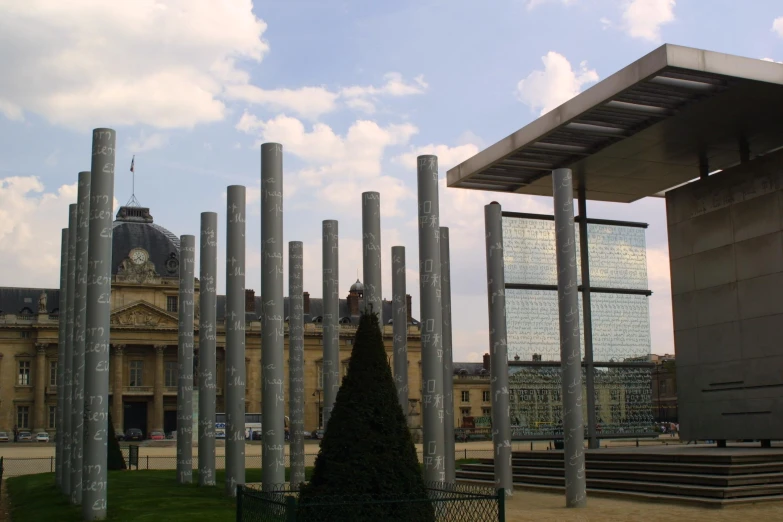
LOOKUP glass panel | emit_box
[502,217,648,290]
[506,289,651,363]
[508,366,654,437]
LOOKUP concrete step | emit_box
[490,457,783,475]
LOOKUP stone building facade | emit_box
[0,205,489,437]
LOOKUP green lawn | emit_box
[7,461,477,521]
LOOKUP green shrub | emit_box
[297,312,434,521]
[107,411,126,471]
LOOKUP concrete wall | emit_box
[667,149,783,441]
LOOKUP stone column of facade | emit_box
[362,192,382,324]
[56,228,68,489]
[225,185,247,496]
[552,168,587,508]
[416,155,445,483]
[391,246,408,417]
[63,202,77,498]
[288,241,305,487]
[261,143,286,489]
[35,343,47,431]
[199,212,218,487]
[112,346,124,434]
[484,203,513,497]
[321,220,339,427]
[71,169,91,506]
[83,128,116,521]
[177,235,196,485]
[153,346,165,432]
[440,227,455,483]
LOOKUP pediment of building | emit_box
[110,301,178,329]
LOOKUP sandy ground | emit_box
[504,490,783,521]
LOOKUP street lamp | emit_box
[312,390,322,429]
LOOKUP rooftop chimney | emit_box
[483,353,490,372]
[245,289,255,313]
[406,294,412,324]
[347,293,360,316]
[303,291,310,315]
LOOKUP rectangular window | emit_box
[167,296,178,313]
[461,390,470,403]
[17,406,30,429]
[482,407,492,417]
[129,360,143,387]
[18,360,31,385]
[49,406,56,428]
[49,360,57,386]
[482,391,490,403]
[318,406,324,430]
[460,407,471,418]
[165,362,177,387]
[20,331,31,339]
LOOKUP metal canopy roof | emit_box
[446,44,783,202]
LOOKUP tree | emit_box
[107,412,127,471]
[297,312,434,521]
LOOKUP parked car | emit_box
[149,431,165,441]
[301,430,312,439]
[35,432,50,443]
[0,432,9,442]
[18,431,32,442]
[311,429,324,440]
[124,428,143,441]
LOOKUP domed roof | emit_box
[349,278,364,294]
[111,206,180,277]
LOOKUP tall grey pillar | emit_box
[56,228,68,490]
[484,204,513,497]
[288,241,306,487]
[225,185,246,496]
[416,155,445,483]
[362,192,382,324]
[198,213,218,486]
[177,235,195,485]
[261,143,286,489]
[440,227,455,483]
[552,168,587,508]
[63,203,77,497]
[577,183,598,450]
[322,220,339,427]
[391,246,408,417]
[71,170,91,505]
[82,128,116,521]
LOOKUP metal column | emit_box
[198,213,218,486]
[261,143,286,489]
[225,185,246,496]
[63,203,77,497]
[391,246,408,417]
[82,128,115,521]
[484,203,513,496]
[71,170,90,505]
[362,192,382,324]
[440,227,455,483]
[177,235,195,485]
[416,155,445,483]
[552,168,587,508]
[288,241,306,487]
[322,220,339,427]
[56,228,68,490]
[577,182,598,450]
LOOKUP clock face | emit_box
[130,248,148,265]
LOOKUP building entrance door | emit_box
[124,401,148,438]
[164,410,177,435]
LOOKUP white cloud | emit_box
[762,57,782,64]
[0,0,268,129]
[236,113,418,216]
[0,176,118,288]
[600,17,612,30]
[515,52,599,116]
[621,0,675,41]
[774,17,783,38]
[340,73,428,115]
[525,0,578,10]
[127,131,169,153]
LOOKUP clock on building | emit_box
[129,248,149,265]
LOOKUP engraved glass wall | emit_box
[508,366,654,437]
[502,217,648,290]
[506,289,651,362]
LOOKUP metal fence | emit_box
[237,482,505,522]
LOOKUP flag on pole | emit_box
[130,156,135,173]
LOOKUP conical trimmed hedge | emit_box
[297,311,434,521]
[107,411,126,471]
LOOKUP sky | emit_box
[1,0,782,362]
